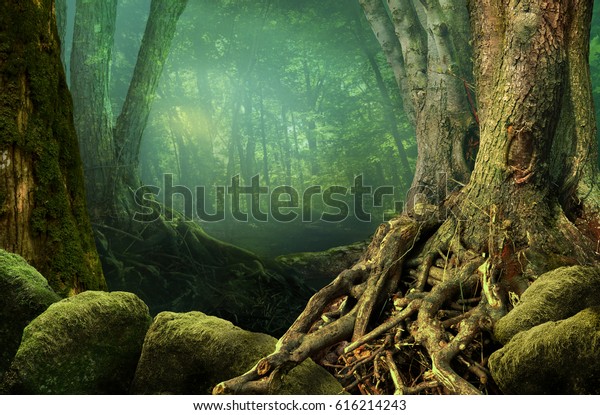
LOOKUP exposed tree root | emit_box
[214,212,509,395]
[94,212,314,336]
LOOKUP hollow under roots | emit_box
[213,213,509,395]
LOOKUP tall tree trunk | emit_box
[194,49,217,187]
[290,111,305,189]
[114,0,188,188]
[462,0,598,276]
[0,0,105,294]
[230,96,244,181]
[360,0,475,208]
[553,0,600,241]
[302,58,322,176]
[243,87,256,184]
[70,0,118,220]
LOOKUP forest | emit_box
[0,0,600,396]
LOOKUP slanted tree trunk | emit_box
[360,33,412,191]
[70,0,188,222]
[0,0,105,295]
[360,0,475,208]
[351,3,413,190]
[114,0,188,190]
[215,0,600,395]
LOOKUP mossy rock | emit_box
[494,266,600,344]
[1,291,151,394]
[0,250,60,377]
[489,307,600,394]
[131,311,345,395]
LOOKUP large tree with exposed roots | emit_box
[215,0,600,394]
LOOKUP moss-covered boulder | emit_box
[131,311,345,395]
[0,250,60,377]
[494,266,600,344]
[489,307,600,394]
[1,291,151,394]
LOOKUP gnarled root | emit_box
[214,213,507,395]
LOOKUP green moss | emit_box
[0,250,60,376]
[131,311,345,395]
[0,0,105,295]
[494,266,600,344]
[1,291,151,394]
[490,307,600,394]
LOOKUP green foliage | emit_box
[107,0,417,250]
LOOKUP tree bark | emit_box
[361,0,476,209]
[70,0,118,219]
[114,0,188,187]
[0,0,105,294]
[463,0,598,278]
[354,10,413,191]
[411,0,473,199]
[56,0,67,67]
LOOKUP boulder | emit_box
[494,266,600,344]
[131,311,345,395]
[0,250,60,376]
[1,291,151,394]
[489,307,600,394]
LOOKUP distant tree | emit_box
[0,0,105,294]
[70,0,188,220]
